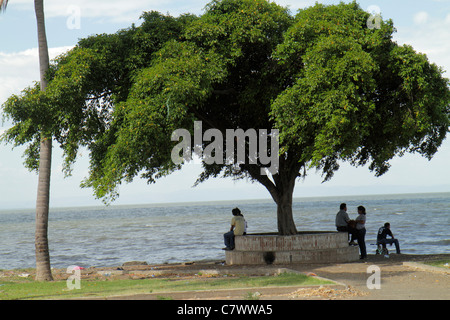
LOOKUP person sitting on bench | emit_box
[377,222,401,254]
[335,203,357,245]
[223,207,246,250]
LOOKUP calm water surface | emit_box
[0,192,448,269]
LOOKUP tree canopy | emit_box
[2,0,449,235]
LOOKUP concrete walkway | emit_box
[289,258,449,300]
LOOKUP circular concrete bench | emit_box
[225,231,359,265]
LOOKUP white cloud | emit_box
[413,11,429,24]
[366,5,381,15]
[9,0,206,22]
[395,14,450,76]
[6,0,324,22]
[0,46,73,107]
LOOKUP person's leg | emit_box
[357,228,367,259]
[394,239,401,254]
[348,227,357,243]
[223,232,228,248]
[383,239,400,254]
[389,239,401,254]
[224,231,234,250]
[337,226,350,242]
[230,234,235,250]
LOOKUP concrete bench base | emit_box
[225,232,360,265]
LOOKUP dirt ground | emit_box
[3,253,449,300]
[118,253,449,300]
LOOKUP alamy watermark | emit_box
[171,121,279,175]
[66,265,81,290]
[66,5,81,30]
[366,5,382,30]
[366,265,381,290]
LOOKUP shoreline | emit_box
[2,252,449,271]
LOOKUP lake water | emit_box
[0,192,448,269]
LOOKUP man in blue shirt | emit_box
[377,222,401,254]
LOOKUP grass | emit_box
[424,259,450,269]
[0,272,333,300]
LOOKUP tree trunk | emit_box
[253,164,299,235]
[35,137,53,281]
[34,0,53,282]
[35,0,49,86]
[275,180,297,235]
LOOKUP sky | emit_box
[0,0,449,210]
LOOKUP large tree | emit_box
[3,1,449,236]
[1,0,53,281]
[83,0,448,234]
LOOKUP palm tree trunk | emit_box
[35,137,53,281]
[34,0,53,282]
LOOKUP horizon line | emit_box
[2,190,449,213]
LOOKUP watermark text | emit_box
[171,121,279,175]
[366,265,381,289]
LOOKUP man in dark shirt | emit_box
[377,222,401,254]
